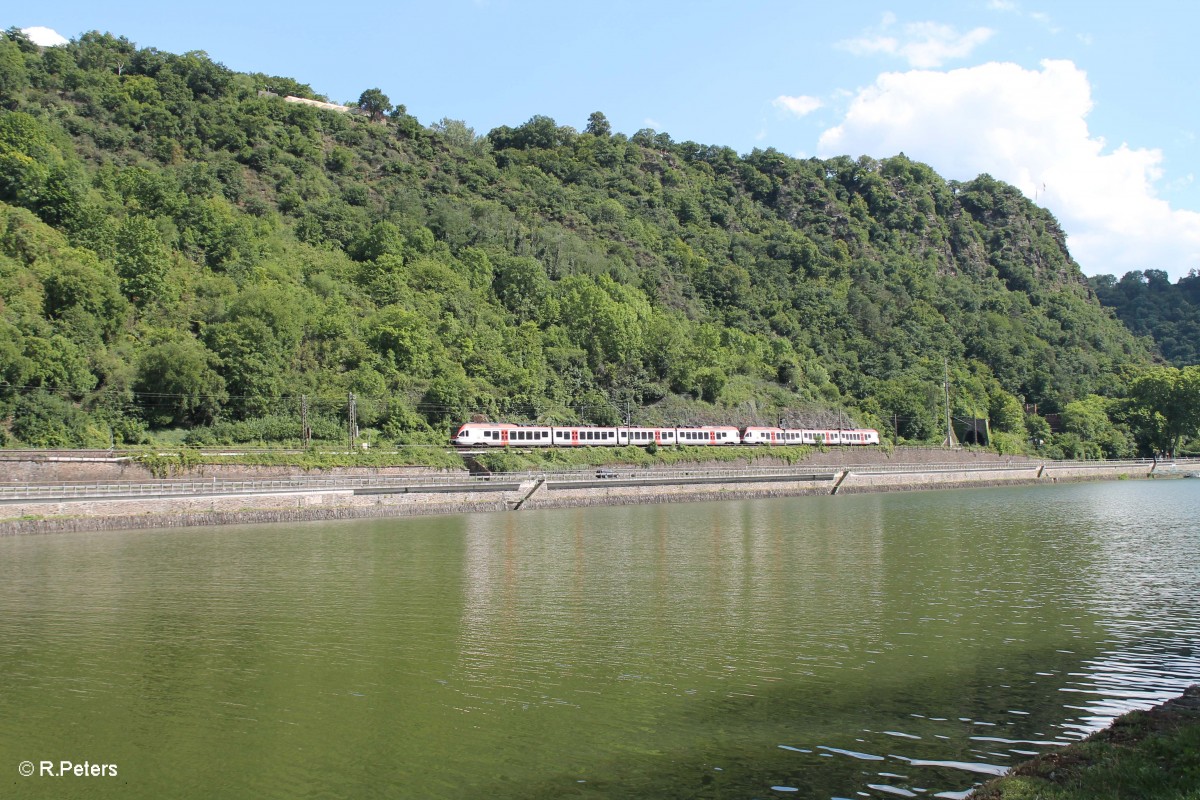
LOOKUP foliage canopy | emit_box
[2,29,1190,456]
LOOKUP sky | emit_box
[12,1,1200,281]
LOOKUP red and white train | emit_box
[452,423,879,447]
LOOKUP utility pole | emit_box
[943,358,953,449]
[347,391,358,451]
[300,394,312,448]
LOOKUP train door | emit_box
[500,429,509,445]
[571,429,579,446]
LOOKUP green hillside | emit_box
[1091,270,1200,367]
[3,28,1195,458]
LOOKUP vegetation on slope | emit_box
[1090,269,1200,367]
[1,28,1196,457]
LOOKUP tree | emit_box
[585,111,611,138]
[1128,366,1200,457]
[134,340,228,427]
[357,88,392,122]
[113,215,172,304]
[0,37,29,105]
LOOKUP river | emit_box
[1,479,1197,799]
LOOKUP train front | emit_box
[451,423,475,446]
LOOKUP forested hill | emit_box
[1090,270,1200,367]
[0,29,1154,450]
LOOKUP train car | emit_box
[742,426,785,445]
[674,426,741,445]
[622,427,678,446]
[452,423,555,447]
[844,429,880,445]
[797,428,880,445]
[743,427,881,446]
[550,426,620,446]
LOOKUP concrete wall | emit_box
[0,460,1169,536]
[0,488,513,535]
[523,478,833,511]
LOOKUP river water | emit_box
[1,480,1198,799]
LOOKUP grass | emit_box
[131,446,464,476]
[973,686,1200,800]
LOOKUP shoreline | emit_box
[973,685,1200,799]
[1,455,1188,535]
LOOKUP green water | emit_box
[2,480,1198,799]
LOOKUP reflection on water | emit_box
[0,480,1197,799]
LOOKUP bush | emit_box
[10,392,107,447]
[183,413,343,445]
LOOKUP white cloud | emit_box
[838,16,994,68]
[21,26,69,47]
[773,94,824,117]
[817,60,1200,280]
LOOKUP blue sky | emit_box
[13,1,1200,280]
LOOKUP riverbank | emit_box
[1,450,1191,535]
[973,685,1200,799]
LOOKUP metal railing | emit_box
[2,457,1196,502]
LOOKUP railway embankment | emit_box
[1,449,1193,535]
